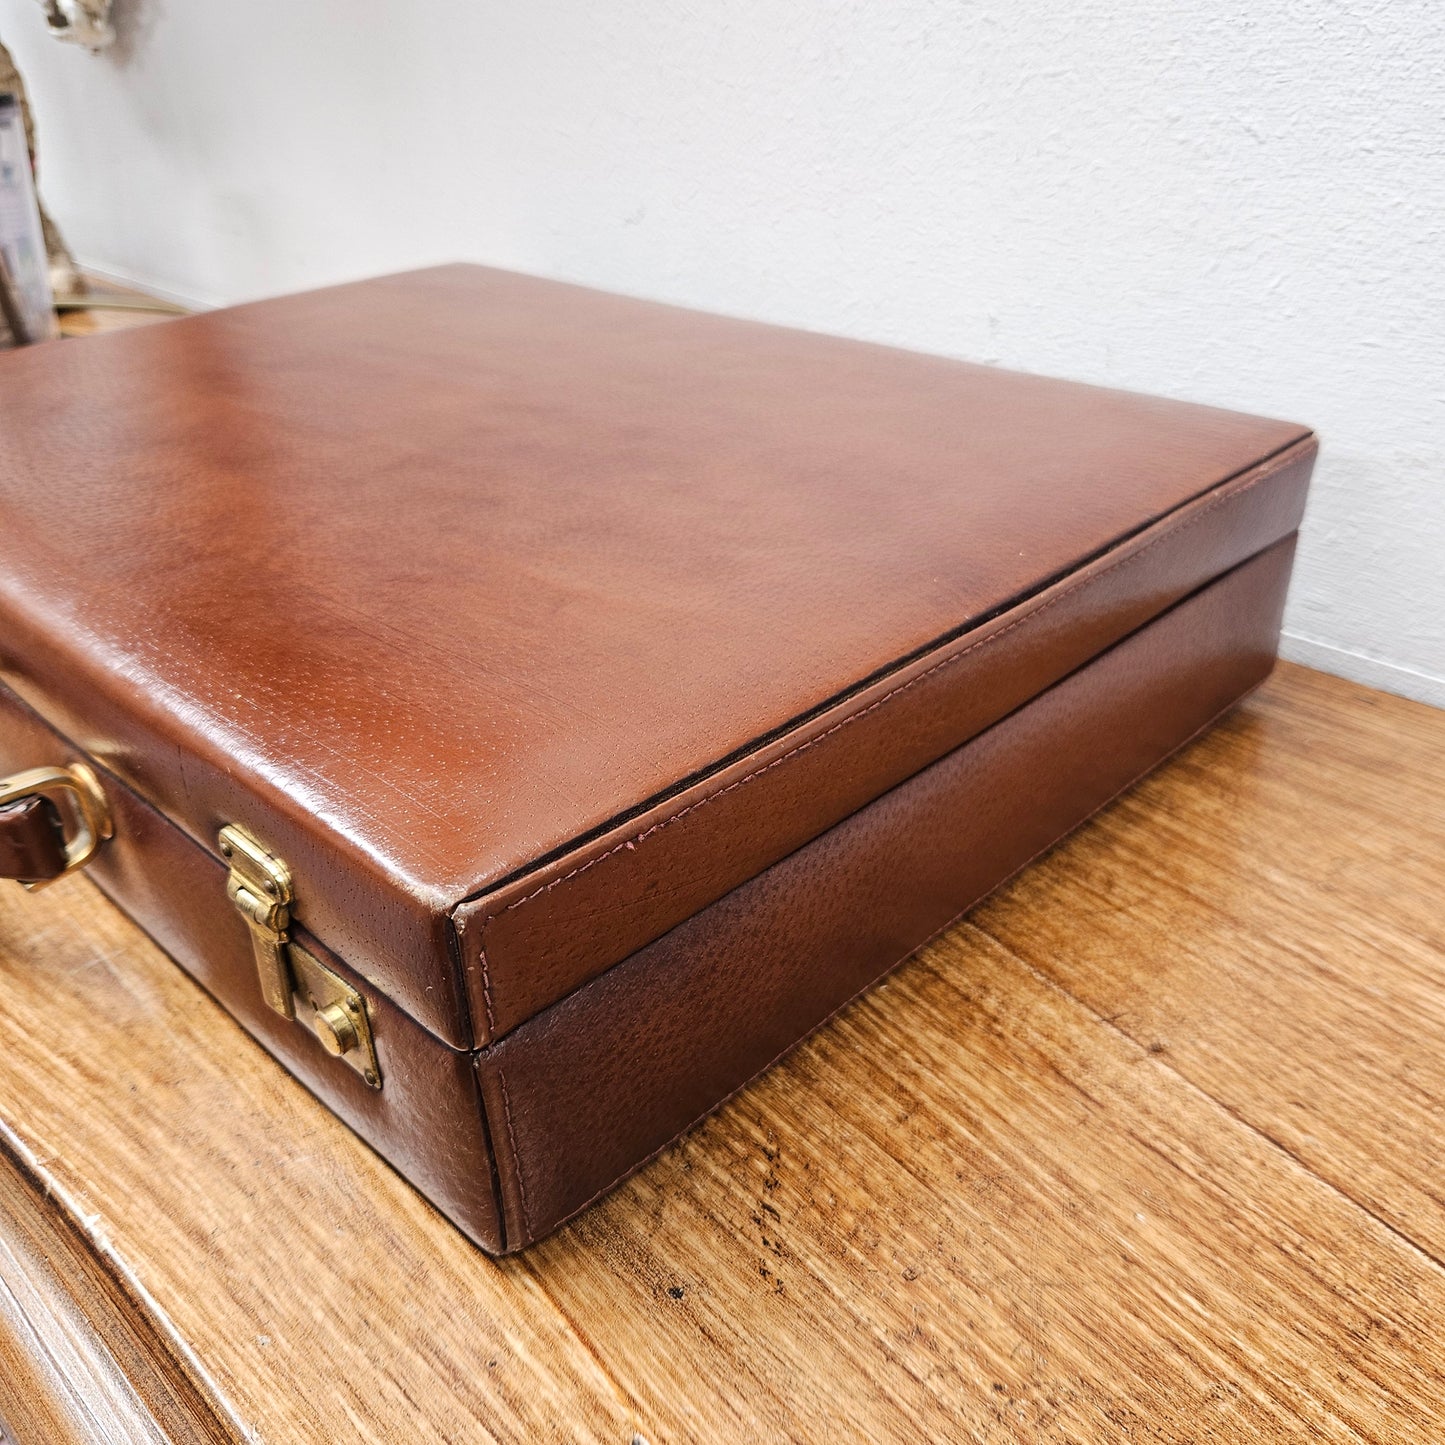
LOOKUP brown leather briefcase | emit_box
[0,266,1315,1252]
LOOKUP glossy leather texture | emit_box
[457,438,1313,1040]
[478,537,1297,1249]
[0,796,66,882]
[0,264,1314,1049]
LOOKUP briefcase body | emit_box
[0,266,1315,1251]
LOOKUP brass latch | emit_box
[219,823,381,1089]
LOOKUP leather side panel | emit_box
[0,685,504,1253]
[459,441,1314,1041]
[477,535,1297,1249]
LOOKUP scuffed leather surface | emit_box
[0,795,67,882]
[0,680,504,1252]
[479,537,1296,1250]
[0,264,1312,1047]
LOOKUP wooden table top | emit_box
[0,660,1441,1442]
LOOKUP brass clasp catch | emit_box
[219,823,381,1089]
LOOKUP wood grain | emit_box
[974,666,1445,1260]
[0,1134,235,1443]
[0,881,640,1444]
[0,661,1441,1442]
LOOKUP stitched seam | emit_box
[476,941,497,1038]
[522,674,1271,1240]
[496,1068,531,1242]
[481,447,1307,932]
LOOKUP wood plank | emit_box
[528,922,1445,1441]
[976,663,1445,1259]
[0,661,1440,1439]
[0,873,640,1443]
[0,1133,237,1444]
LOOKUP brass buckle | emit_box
[0,764,113,892]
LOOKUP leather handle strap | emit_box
[0,795,69,882]
[0,765,113,888]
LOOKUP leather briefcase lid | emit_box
[0,266,1312,1046]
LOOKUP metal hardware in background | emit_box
[219,823,381,1089]
[0,764,113,890]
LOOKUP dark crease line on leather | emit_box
[496,1068,531,1242]
[463,1042,510,1253]
[443,912,482,1054]
[481,443,1308,934]
[523,672,1274,1242]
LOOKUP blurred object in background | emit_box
[0,11,183,347]
[38,0,114,51]
[0,33,80,302]
[0,89,58,344]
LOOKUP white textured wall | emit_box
[3,0,1442,703]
